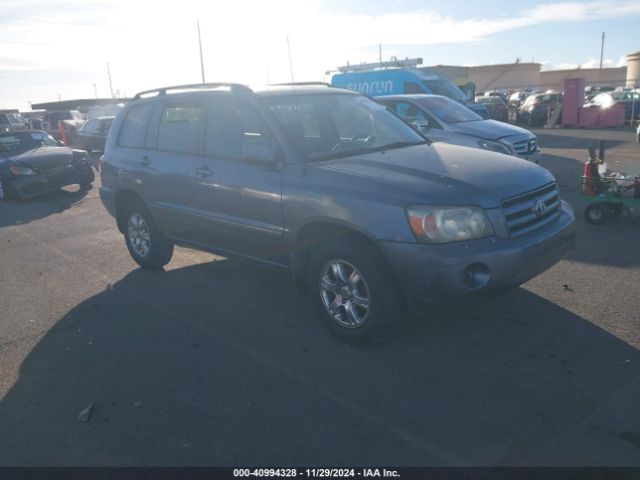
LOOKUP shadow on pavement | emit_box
[0,186,91,229]
[1,259,639,466]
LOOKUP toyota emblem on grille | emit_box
[533,200,547,217]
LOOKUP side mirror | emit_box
[243,139,278,167]
[57,140,66,146]
[411,119,430,132]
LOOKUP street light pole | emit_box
[599,32,605,69]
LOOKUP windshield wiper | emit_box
[377,140,428,151]
[310,140,428,162]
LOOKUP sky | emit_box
[1,0,639,110]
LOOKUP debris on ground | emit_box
[77,403,94,422]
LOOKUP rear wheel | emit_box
[121,199,174,269]
[584,203,609,225]
[308,239,403,345]
[79,166,95,190]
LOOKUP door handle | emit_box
[138,155,151,166]
[195,166,213,178]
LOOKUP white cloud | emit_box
[1,0,639,109]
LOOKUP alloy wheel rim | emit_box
[127,212,151,258]
[319,259,371,328]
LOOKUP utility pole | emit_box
[599,32,605,69]
[107,63,115,99]
[93,83,98,98]
[198,20,205,83]
[286,35,295,84]
[379,44,382,63]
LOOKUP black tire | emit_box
[121,199,174,269]
[79,166,95,190]
[584,203,609,225]
[0,178,18,201]
[608,203,624,218]
[307,238,403,345]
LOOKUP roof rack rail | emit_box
[133,82,252,100]
[269,82,333,88]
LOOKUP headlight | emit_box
[9,165,37,176]
[478,140,512,155]
[407,206,494,243]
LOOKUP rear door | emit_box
[142,97,209,239]
[186,94,285,263]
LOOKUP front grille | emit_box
[502,183,561,237]
[513,137,538,154]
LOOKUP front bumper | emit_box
[517,150,541,163]
[380,200,576,308]
[9,164,93,199]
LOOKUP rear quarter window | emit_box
[118,103,154,148]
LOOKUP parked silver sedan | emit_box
[377,94,541,163]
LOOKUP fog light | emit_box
[462,263,490,288]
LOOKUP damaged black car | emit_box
[0,130,94,201]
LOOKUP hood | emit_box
[448,120,533,141]
[318,142,555,209]
[6,146,74,170]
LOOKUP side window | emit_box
[0,115,9,125]
[205,96,271,159]
[403,82,423,94]
[157,102,205,154]
[82,119,97,133]
[118,103,154,148]
[392,102,425,123]
[99,120,113,135]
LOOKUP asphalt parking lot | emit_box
[1,127,639,466]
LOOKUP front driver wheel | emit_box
[0,178,18,201]
[308,239,403,345]
[122,200,174,269]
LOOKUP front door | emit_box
[187,94,285,264]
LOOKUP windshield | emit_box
[0,131,58,153]
[416,96,483,124]
[264,93,426,160]
[422,79,466,101]
[48,111,81,122]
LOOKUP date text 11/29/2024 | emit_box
[233,468,400,478]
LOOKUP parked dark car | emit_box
[377,94,539,162]
[0,112,29,132]
[78,116,114,152]
[588,91,640,121]
[475,96,509,122]
[0,130,94,201]
[100,83,575,344]
[517,92,563,126]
